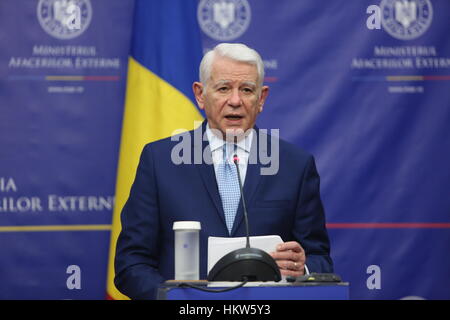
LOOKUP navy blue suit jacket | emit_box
[115,121,332,299]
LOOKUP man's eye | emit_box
[242,88,253,93]
[218,87,229,92]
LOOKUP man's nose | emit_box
[227,88,242,107]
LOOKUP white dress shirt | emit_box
[205,124,310,275]
[206,124,253,186]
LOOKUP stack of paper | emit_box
[207,235,283,273]
[207,235,287,286]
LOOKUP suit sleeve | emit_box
[114,144,164,299]
[294,155,333,273]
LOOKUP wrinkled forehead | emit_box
[209,57,259,83]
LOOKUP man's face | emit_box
[193,56,269,139]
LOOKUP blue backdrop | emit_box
[1,0,449,299]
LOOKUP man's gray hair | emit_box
[199,43,265,87]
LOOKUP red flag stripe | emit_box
[326,223,450,229]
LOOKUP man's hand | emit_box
[270,241,306,277]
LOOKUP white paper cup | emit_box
[173,221,201,280]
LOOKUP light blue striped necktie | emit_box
[216,143,240,234]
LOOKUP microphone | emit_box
[207,153,281,282]
[233,155,250,249]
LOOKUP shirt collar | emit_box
[206,123,253,154]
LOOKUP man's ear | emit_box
[193,82,205,110]
[258,85,269,113]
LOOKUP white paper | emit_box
[207,235,283,273]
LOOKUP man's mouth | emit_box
[224,114,244,120]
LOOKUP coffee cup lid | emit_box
[173,221,201,230]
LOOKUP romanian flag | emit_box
[106,0,204,300]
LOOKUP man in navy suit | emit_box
[114,43,333,299]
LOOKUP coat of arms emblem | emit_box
[395,0,417,28]
[198,0,251,41]
[380,0,432,40]
[37,0,92,40]
[213,1,235,30]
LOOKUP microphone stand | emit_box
[233,155,250,249]
[207,152,281,282]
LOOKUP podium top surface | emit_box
[158,280,350,300]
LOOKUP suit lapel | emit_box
[194,122,227,228]
[195,123,267,236]
[230,127,264,236]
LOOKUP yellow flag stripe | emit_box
[106,57,204,300]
